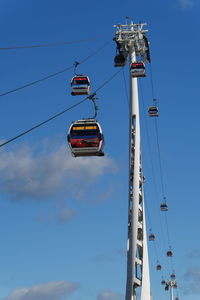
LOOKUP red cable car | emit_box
[71,75,90,96]
[67,119,104,157]
[130,61,146,78]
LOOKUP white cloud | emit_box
[97,290,123,300]
[0,142,117,201]
[177,0,194,9]
[37,205,76,224]
[1,281,79,300]
[184,268,200,294]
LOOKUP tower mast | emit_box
[114,22,151,300]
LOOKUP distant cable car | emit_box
[167,250,173,257]
[114,52,127,67]
[148,106,159,117]
[71,75,90,96]
[170,273,176,280]
[67,119,104,157]
[130,61,146,78]
[156,264,162,271]
[149,233,155,241]
[175,297,179,300]
[160,203,168,211]
[161,280,166,285]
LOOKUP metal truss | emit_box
[114,22,151,300]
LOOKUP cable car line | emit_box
[0,65,74,97]
[0,68,122,148]
[0,35,105,50]
[139,80,168,250]
[0,97,88,148]
[154,117,174,255]
[149,63,156,99]
[148,59,180,296]
[154,119,166,200]
[123,76,171,281]
[78,40,112,65]
[0,40,112,98]
[139,80,172,278]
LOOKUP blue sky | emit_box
[0,0,200,300]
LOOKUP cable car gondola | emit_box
[67,119,104,157]
[149,233,155,241]
[165,284,169,291]
[160,203,168,211]
[114,52,127,67]
[170,273,176,280]
[71,75,90,96]
[167,250,173,257]
[130,61,146,78]
[148,106,159,117]
[156,264,162,271]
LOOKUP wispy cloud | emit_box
[97,290,123,300]
[37,205,76,224]
[0,142,117,201]
[94,248,126,262]
[186,249,200,259]
[0,281,79,300]
[177,0,194,9]
[184,268,200,294]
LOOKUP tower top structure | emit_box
[113,22,150,63]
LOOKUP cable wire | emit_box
[139,79,171,276]
[0,35,105,50]
[0,65,74,97]
[0,40,112,98]
[148,61,178,290]
[0,68,122,148]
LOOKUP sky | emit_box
[0,0,200,299]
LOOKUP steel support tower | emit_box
[114,22,151,300]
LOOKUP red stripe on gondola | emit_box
[74,77,88,81]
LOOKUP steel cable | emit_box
[0,35,105,50]
[0,40,112,98]
[0,68,122,148]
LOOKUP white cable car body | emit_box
[130,61,146,77]
[71,75,90,96]
[67,119,104,157]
